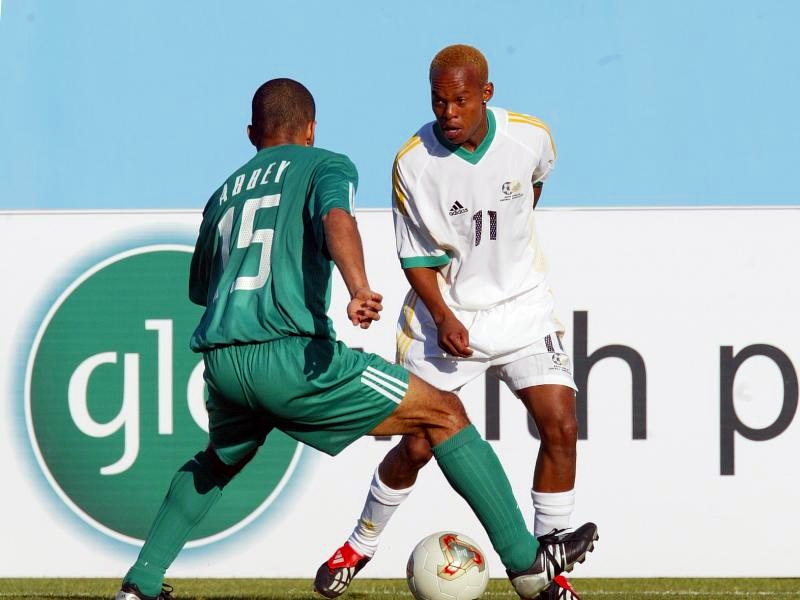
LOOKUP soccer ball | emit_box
[406,531,490,600]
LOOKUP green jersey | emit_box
[189,145,357,352]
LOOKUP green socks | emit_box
[125,427,537,592]
[124,452,224,596]
[432,425,538,572]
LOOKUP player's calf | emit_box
[375,434,434,490]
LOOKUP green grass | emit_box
[1,578,799,600]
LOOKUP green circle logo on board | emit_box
[25,245,302,547]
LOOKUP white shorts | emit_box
[398,313,577,393]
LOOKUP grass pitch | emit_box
[0,578,799,599]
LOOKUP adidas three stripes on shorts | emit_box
[202,336,408,461]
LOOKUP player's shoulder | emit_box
[493,107,556,159]
[304,145,355,166]
[393,122,438,171]
[496,107,552,134]
[300,146,358,179]
[494,107,555,151]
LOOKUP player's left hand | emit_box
[437,313,473,357]
[347,286,384,329]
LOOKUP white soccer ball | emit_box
[406,531,490,600]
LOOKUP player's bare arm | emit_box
[323,208,383,328]
[532,181,544,209]
[404,266,472,357]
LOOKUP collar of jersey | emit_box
[433,110,496,165]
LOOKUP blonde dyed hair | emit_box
[429,45,489,84]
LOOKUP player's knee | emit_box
[202,445,257,488]
[538,414,578,451]
[431,390,470,433]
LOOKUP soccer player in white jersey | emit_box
[315,46,589,600]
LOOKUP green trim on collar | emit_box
[400,254,451,269]
[433,110,496,165]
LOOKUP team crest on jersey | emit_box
[500,181,524,201]
[551,352,572,372]
[449,201,468,216]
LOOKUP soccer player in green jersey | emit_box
[116,78,597,600]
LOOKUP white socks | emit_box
[531,488,575,537]
[347,468,415,557]
[345,473,573,555]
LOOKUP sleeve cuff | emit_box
[399,254,450,269]
[320,202,353,217]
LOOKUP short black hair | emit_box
[251,78,315,138]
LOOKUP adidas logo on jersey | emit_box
[449,201,468,216]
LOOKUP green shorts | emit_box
[202,336,409,462]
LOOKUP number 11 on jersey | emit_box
[472,209,497,246]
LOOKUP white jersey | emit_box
[393,107,563,358]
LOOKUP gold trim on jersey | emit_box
[397,135,422,161]
[396,290,419,364]
[393,136,422,217]
[507,111,557,157]
[392,163,408,216]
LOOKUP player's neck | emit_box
[461,112,489,153]
[257,134,309,150]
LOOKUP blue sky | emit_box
[1,0,798,209]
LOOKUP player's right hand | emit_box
[347,286,383,329]
[437,314,473,358]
